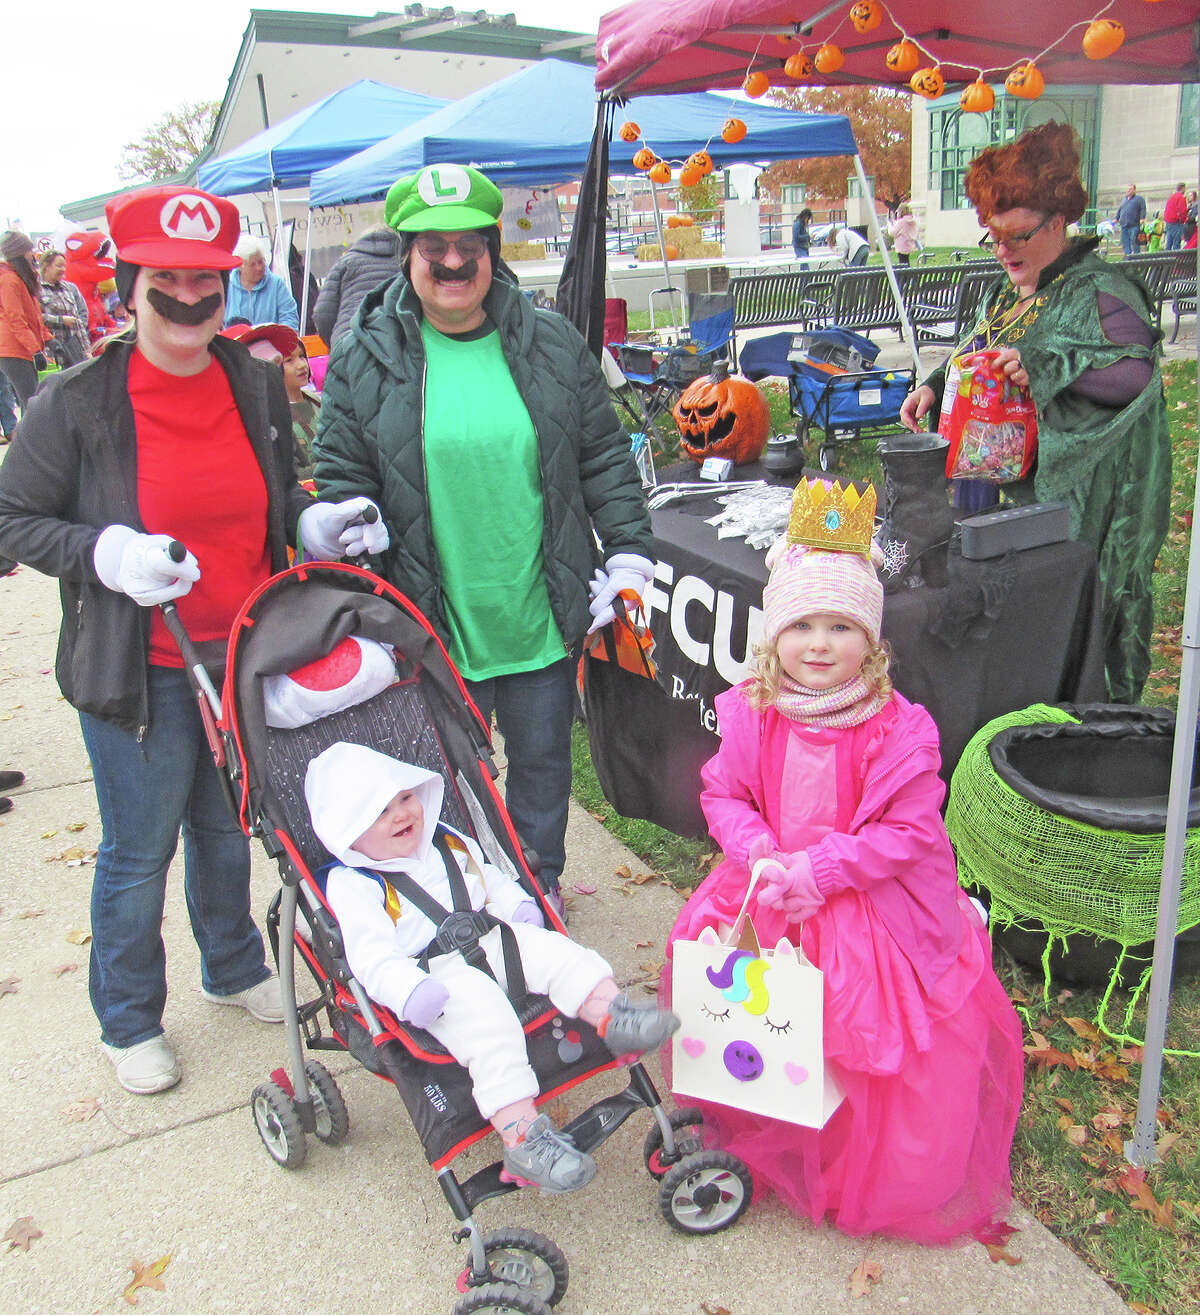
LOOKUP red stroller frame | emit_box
[167,561,751,1315]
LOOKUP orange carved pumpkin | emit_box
[618,121,640,143]
[784,51,814,79]
[885,40,920,74]
[649,160,673,184]
[688,150,715,177]
[722,117,748,143]
[959,79,995,114]
[632,147,657,172]
[744,71,770,98]
[909,65,945,99]
[814,43,845,74]
[1004,61,1045,100]
[679,162,703,187]
[666,214,695,228]
[849,1,882,33]
[1082,19,1124,60]
[672,362,771,466]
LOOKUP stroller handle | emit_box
[160,541,222,720]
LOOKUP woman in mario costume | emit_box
[0,184,388,1097]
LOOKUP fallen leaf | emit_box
[1024,1043,1077,1071]
[40,829,57,839]
[65,822,87,833]
[62,1098,101,1123]
[615,863,632,880]
[1091,1108,1125,1131]
[634,939,655,948]
[984,1242,1024,1265]
[1063,1016,1102,1043]
[1094,1059,1131,1083]
[700,1305,732,1315]
[975,1220,1019,1246]
[123,1255,171,1306]
[1064,1125,1088,1147]
[571,882,597,896]
[631,870,657,885]
[15,909,45,919]
[1053,1097,1075,1114]
[1157,1131,1181,1160]
[53,963,78,977]
[0,977,19,997]
[3,1216,43,1251]
[848,1257,882,1298]
[65,929,92,945]
[1028,1030,1050,1050]
[1112,1167,1175,1230]
[1095,1208,1118,1226]
[1100,1131,1126,1156]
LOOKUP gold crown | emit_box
[786,479,876,557]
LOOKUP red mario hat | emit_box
[105,185,242,270]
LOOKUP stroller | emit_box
[165,560,752,1315]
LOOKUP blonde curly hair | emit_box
[745,631,893,710]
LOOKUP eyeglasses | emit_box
[978,215,1052,252]
[413,232,487,263]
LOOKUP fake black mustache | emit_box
[145,287,224,325]
[428,259,479,283]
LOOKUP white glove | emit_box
[587,553,654,633]
[93,525,200,607]
[298,497,389,560]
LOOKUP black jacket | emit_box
[313,227,403,349]
[0,335,311,733]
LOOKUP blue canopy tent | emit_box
[308,58,857,205]
[199,79,447,195]
[197,79,446,329]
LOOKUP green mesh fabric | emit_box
[945,703,1200,945]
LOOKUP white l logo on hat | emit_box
[417,165,471,207]
[160,194,221,240]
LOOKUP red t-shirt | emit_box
[128,351,271,666]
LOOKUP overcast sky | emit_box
[4,1,619,234]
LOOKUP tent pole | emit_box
[851,154,919,371]
[1125,207,1200,1168]
[649,179,680,333]
[271,187,286,271]
[300,206,314,335]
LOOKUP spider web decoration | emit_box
[879,539,909,578]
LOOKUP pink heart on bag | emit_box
[785,1062,809,1085]
[681,1036,705,1059]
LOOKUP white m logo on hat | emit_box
[160,195,221,240]
[417,165,470,207]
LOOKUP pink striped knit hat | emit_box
[762,541,884,646]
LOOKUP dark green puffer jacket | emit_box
[313,267,653,654]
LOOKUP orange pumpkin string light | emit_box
[959,77,995,114]
[814,43,846,74]
[1082,18,1124,59]
[632,146,657,172]
[744,70,771,97]
[909,66,945,99]
[784,50,815,79]
[849,0,883,33]
[885,40,920,74]
[722,117,748,144]
[618,121,640,143]
[1004,61,1045,99]
[649,160,673,184]
[679,162,703,188]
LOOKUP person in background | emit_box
[221,322,319,483]
[887,203,921,265]
[0,373,17,442]
[0,184,387,1097]
[0,230,52,409]
[791,208,813,260]
[900,122,1169,704]
[38,250,90,368]
[223,236,299,330]
[0,768,23,816]
[314,225,404,349]
[1115,183,1146,259]
[315,164,654,915]
[1164,183,1188,251]
[828,225,869,267]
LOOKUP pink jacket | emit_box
[699,684,964,996]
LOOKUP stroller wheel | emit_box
[451,1281,552,1315]
[643,1107,705,1178]
[251,1080,306,1169]
[304,1061,350,1145]
[818,443,835,472]
[460,1229,568,1307]
[658,1150,752,1235]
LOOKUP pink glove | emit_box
[756,851,825,921]
[510,900,545,927]
[402,977,449,1029]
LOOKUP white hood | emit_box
[305,742,445,874]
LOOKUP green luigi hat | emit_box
[385,163,503,233]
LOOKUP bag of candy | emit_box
[938,349,1038,483]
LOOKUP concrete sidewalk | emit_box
[0,556,1132,1314]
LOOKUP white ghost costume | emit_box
[305,743,612,1118]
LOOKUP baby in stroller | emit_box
[305,740,680,1194]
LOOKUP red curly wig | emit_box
[964,121,1088,225]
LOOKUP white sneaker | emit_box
[201,976,284,1023]
[104,1036,181,1094]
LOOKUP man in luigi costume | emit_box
[314,164,654,913]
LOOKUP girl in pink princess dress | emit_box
[664,479,1024,1245]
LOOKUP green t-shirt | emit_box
[420,319,564,680]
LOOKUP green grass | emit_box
[573,354,1200,1311]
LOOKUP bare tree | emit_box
[118,101,220,183]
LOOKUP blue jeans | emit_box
[1121,225,1140,257]
[0,373,16,436]
[463,658,575,891]
[1166,223,1184,250]
[80,666,269,1047]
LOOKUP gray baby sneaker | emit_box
[501,1114,596,1194]
[601,992,680,1056]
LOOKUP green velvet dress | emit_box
[926,241,1171,703]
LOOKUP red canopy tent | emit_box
[594,0,1200,1170]
[596,0,1200,97]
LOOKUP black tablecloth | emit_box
[586,470,1107,837]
